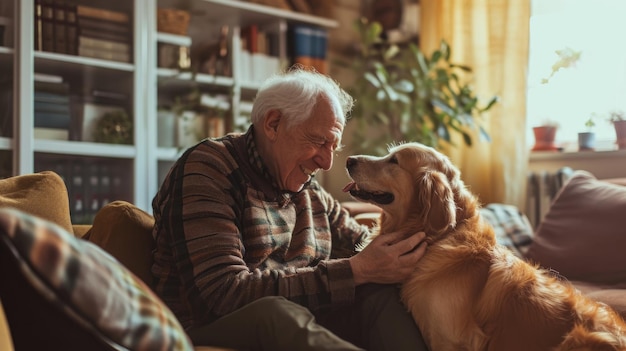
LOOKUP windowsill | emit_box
[530,148,626,162]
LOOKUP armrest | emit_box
[0,298,14,351]
[72,225,92,239]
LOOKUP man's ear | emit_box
[263,110,282,141]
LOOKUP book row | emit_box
[36,159,132,224]
[32,76,130,142]
[34,0,132,62]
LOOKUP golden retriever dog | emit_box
[344,142,626,351]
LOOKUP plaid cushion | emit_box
[480,203,534,258]
[0,207,193,351]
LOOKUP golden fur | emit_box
[345,142,626,351]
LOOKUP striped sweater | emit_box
[151,127,372,329]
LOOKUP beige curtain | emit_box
[420,0,530,208]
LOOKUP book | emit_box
[34,111,71,129]
[34,80,70,95]
[78,46,130,63]
[34,100,70,114]
[65,3,78,55]
[39,0,56,52]
[35,91,70,104]
[52,0,68,54]
[91,89,128,102]
[34,0,43,50]
[241,25,258,53]
[77,16,130,35]
[311,27,328,74]
[34,127,69,140]
[76,5,129,23]
[78,28,130,44]
[78,36,130,53]
[289,24,315,69]
[34,72,63,83]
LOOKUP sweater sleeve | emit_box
[313,183,375,258]
[152,143,362,328]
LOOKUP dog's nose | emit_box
[346,156,357,170]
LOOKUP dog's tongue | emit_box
[343,181,356,193]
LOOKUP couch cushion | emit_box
[480,203,534,258]
[0,207,193,351]
[525,171,626,284]
[570,281,626,320]
[85,200,155,285]
[0,171,73,234]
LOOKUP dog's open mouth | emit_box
[342,181,394,205]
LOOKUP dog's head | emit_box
[344,142,477,238]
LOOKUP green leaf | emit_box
[346,21,498,154]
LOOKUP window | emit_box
[526,0,626,151]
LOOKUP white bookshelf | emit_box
[5,0,338,217]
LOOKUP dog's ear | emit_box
[417,171,456,234]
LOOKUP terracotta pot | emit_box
[613,120,626,150]
[532,126,558,151]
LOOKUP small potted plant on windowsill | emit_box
[578,114,596,151]
[608,110,626,150]
[532,119,559,151]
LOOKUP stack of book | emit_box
[34,0,132,63]
[33,73,72,140]
[288,24,328,74]
[240,24,281,83]
[35,0,78,55]
[77,4,131,63]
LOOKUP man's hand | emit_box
[349,231,427,285]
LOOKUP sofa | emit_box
[1,169,625,350]
[0,171,230,351]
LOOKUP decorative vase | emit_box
[532,126,558,151]
[577,132,595,151]
[612,120,626,150]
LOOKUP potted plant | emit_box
[531,120,559,151]
[577,115,596,151]
[339,19,498,155]
[608,110,626,150]
[530,47,581,152]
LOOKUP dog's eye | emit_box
[389,155,399,164]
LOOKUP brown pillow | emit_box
[0,207,192,350]
[525,171,626,284]
[86,200,155,285]
[0,171,72,234]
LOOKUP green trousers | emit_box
[187,284,428,351]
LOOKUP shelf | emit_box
[34,139,136,158]
[157,32,192,46]
[530,148,626,162]
[35,51,134,72]
[159,0,338,29]
[157,68,234,96]
[34,52,135,97]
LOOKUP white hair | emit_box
[250,66,354,129]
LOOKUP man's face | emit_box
[268,98,344,193]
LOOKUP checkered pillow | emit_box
[480,203,534,258]
[0,207,193,350]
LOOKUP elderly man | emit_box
[151,67,429,351]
